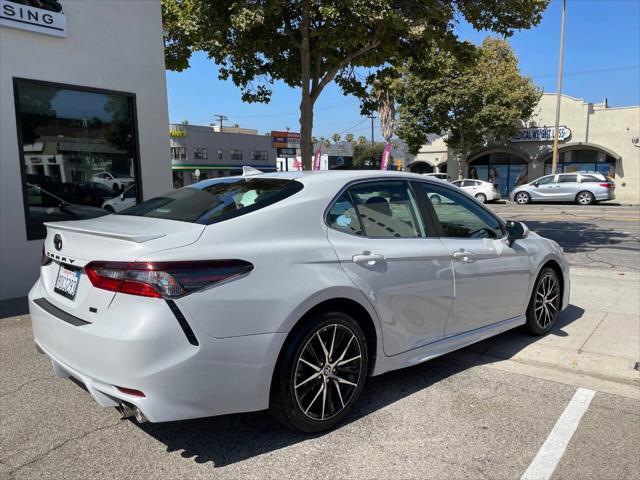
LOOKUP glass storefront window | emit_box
[15,79,140,240]
[468,153,527,196]
[544,149,616,177]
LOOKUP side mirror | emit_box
[119,193,125,201]
[505,220,529,246]
[532,182,539,188]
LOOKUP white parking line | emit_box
[521,387,596,480]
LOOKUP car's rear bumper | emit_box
[29,280,286,422]
[594,190,615,201]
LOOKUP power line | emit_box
[531,64,640,78]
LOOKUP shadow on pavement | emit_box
[135,305,585,467]
[521,220,638,254]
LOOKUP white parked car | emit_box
[91,172,134,192]
[451,179,501,203]
[102,184,137,213]
[30,170,569,432]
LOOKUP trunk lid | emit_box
[40,215,205,321]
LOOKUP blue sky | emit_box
[166,0,640,142]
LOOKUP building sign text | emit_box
[511,126,571,143]
[0,0,66,37]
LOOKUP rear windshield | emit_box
[121,177,303,224]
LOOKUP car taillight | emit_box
[85,260,253,298]
[599,183,614,189]
[41,244,52,266]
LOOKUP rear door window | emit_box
[346,181,425,238]
[559,174,578,183]
[121,177,303,224]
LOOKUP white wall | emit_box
[0,0,171,300]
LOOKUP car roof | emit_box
[195,169,443,189]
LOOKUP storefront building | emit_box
[415,94,640,202]
[170,123,277,187]
[0,0,171,300]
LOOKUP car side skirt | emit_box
[372,315,526,376]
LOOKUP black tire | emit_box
[575,190,594,205]
[475,193,487,203]
[524,267,561,335]
[270,311,368,433]
[514,191,530,205]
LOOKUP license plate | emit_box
[54,264,81,300]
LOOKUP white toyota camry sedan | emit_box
[29,169,569,432]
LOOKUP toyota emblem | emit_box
[53,234,63,251]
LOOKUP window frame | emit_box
[13,77,143,241]
[411,180,507,241]
[324,178,440,239]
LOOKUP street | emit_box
[1,203,639,480]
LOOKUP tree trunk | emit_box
[457,128,466,179]
[298,0,313,170]
[300,94,314,170]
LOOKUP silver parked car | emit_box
[510,172,615,205]
[451,179,501,203]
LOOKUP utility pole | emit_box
[551,0,567,175]
[368,115,376,146]
[214,114,228,132]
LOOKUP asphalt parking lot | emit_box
[1,203,639,480]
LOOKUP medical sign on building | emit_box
[0,0,66,37]
[511,126,571,143]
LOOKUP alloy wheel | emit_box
[515,192,529,204]
[577,191,593,205]
[475,193,487,203]
[294,323,363,421]
[534,273,560,330]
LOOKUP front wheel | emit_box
[524,267,561,335]
[475,193,487,203]
[576,191,594,205]
[270,312,368,432]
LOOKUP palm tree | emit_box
[357,135,367,145]
[331,133,341,144]
[345,133,354,145]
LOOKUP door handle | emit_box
[452,251,475,263]
[353,253,385,266]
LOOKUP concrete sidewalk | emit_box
[454,268,640,399]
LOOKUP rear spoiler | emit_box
[44,222,166,243]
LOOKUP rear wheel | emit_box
[270,311,368,432]
[475,193,487,203]
[524,267,561,335]
[576,191,594,205]
[430,194,441,205]
[514,192,530,205]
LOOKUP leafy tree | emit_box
[396,37,541,178]
[162,0,548,169]
[352,142,386,169]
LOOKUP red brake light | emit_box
[85,260,253,298]
[598,183,614,189]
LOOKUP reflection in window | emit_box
[544,150,616,178]
[468,153,528,196]
[326,192,364,236]
[15,79,138,239]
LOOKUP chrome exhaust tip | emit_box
[117,403,135,419]
[134,407,148,424]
